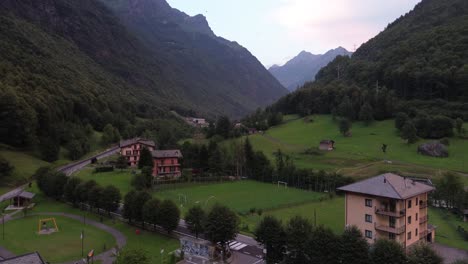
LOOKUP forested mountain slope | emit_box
[0,0,286,160]
[271,0,468,120]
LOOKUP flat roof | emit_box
[337,173,435,200]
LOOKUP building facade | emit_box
[152,150,183,178]
[119,138,156,167]
[337,173,436,248]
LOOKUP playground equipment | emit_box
[38,218,59,235]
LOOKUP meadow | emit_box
[245,115,468,183]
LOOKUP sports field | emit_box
[154,180,325,215]
[0,215,115,263]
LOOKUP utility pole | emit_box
[81,230,84,257]
[2,214,4,240]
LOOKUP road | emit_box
[57,146,119,176]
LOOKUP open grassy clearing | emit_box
[74,167,133,195]
[0,150,49,185]
[243,115,468,182]
[154,180,325,215]
[429,208,468,250]
[0,215,115,263]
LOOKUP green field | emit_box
[0,215,115,263]
[429,208,468,250]
[0,150,50,185]
[74,167,133,195]
[154,180,325,215]
[23,183,179,263]
[244,115,468,182]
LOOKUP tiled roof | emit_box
[152,150,183,158]
[337,173,435,199]
[0,252,46,264]
[119,138,156,148]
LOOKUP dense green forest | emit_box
[269,0,468,121]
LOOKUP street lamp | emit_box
[160,248,164,264]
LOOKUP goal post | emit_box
[277,181,288,188]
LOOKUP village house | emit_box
[185,117,209,128]
[319,140,335,151]
[337,173,436,248]
[119,138,156,167]
[3,190,35,210]
[152,150,183,178]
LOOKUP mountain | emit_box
[269,0,468,120]
[100,0,287,117]
[0,0,286,156]
[269,47,352,91]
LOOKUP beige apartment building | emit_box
[337,173,436,248]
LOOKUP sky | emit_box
[166,0,421,67]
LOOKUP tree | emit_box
[101,124,120,145]
[63,177,82,205]
[116,155,128,171]
[307,225,340,264]
[115,249,150,264]
[401,121,418,144]
[254,216,285,264]
[185,205,206,239]
[88,185,103,209]
[339,118,352,136]
[123,190,137,223]
[338,226,370,264]
[101,185,121,215]
[455,118,464,135]
[133,191,152,224]
[132,167,153,190]
[359,103,374,125]
[215,116,231,138]
[244,138,255,178]
[395,112,409,131]
[370,239,406,264]
[284,216,313,264]
[205,204,240,259]
[407,243,442,264]
[143,198,160,228]
[39,136,60,162]
[159,200,180,233]
[336,96,356,120]
[0,155,13,179]
[138,148,153,169]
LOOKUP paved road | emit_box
[432,243,468,264]
[57,146,119,176]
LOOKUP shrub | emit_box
[94,166,114,173]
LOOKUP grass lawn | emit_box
[0,150,49,185]
[154,180,325,215]
[429,208,468,250]
[74,167,133,195]
[23,183,179,263]
[242,115,468,181]
[242,196,345,235]
[0,215,115,263]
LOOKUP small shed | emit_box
[4,190,35,210]
[319,140,335,151]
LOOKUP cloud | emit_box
[269,0,421,52]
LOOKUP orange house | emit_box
[152,150,183,178]
[337,173,436,248]
[119,138,156,167]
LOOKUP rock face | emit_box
[417,142,449,158]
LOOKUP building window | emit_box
[408,216,412,224]
[389,233,396,240]
[126,151,131,156]
[416,213,418,221]
[407,232,412,240]
[365,214,372,223]
[408,200,412,208]
[416,228,418,236]
[365,199,372,207]
[365,230,373,239]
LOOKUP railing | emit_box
[375,207,406,218]
[375,223,406,234]
[419,215,428,224]
[419,201,428,209]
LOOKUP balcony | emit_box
[419,201,428,209]
[375,223,406,234]
[419,229,428,239]
[419,215,428,224]
[375,207,406,218]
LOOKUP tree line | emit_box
[181,138,354,192]
[255,215,446,264]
